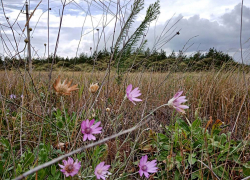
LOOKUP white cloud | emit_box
[0,0,250,64]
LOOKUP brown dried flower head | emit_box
[89,83,99,93]
[106,108,111,112]
[53,76,79,95]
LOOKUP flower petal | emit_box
[81,120,86,129]
[88,134,96,140]
[130,87,139,95]
[139,169,143,177]
[89,119,95,126]
[173,91,183,98]
[92,121,101,129]
[143,171,150,178]
[178,105,189,109]
[83,134,88,141]
[132,97,142,102]
[126,84,132,94]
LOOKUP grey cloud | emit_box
[142,3,250,64]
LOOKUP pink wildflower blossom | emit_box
[167,91,189,114]
[59,157,81,177]
[94,162,111,180]
[126,84,142,105]
[10,94,16,99]
[81,119,102,141]
[139,155,158,178]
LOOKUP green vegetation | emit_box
[1,48,249,73]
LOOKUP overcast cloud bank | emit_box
[0,0,249,64]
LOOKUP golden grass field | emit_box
[1,70,249,139]
[1,69,250,179]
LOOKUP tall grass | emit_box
[0,0,250,179]
[0,69,249,179]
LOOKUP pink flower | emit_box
[10,94,16,99]
[126,84,142,105]
[94,162,111,180]
[81,119,102,141]
[59,157,81,177]
[139,155,158,178]
[167,91,189,114]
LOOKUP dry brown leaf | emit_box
[205,116,213,133]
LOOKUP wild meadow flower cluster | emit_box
[53,76,188,179]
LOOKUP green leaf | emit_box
[37,169,46,179]
[0,137,10,150]
[78,84,84,98]
[174,170,180,180]
[16,164,22,175]
[162,144,170,151]
[220,133,227,145]
[23,152,35,168]
[193,139,203,149]
[188,154,197,165]
[177,118,190,132]
[51,165,56,176]
[55,171,61,179]
[0,161,4,174]
[57,121,63,129]
[158,133,167,141]
[229,142,243,155]
[176,155,183,163]
[191,119,201,129]
[243,166,250,176]
[39,149,48,163]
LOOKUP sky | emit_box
[0,0,250,64]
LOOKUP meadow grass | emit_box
[0,69,250,179]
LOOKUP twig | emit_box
[197,160,220,180]
[232,0,248,133]
[22,0,43,32]
[242,175,250,180]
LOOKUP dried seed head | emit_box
[53,76,79,95]
[106,108,110,112]
[24,39,29,43]
[89,83,99,93]
[29,28,32,31]
[56,142,65,149]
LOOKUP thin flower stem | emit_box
[117,95,127,113]
[61,96,70,143]
[185,116,192,126]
